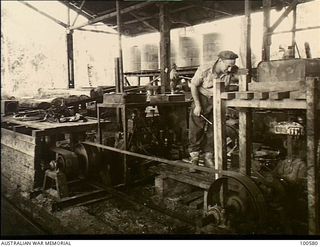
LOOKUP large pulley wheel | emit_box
[74,143,100,178]
[206,171,266,233]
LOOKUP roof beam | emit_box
[20,1,68,28]
[61,0,95,19]
[267,25,320,35]
[123,5,194,26]
[77,28,117,35]
[196,4,233,16]
[69,2,154,31]
[269,0,299,33]
[129,12,159,32]
[71,0,86,26]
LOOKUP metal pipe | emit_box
[200,114,213,125]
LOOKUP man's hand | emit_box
[193,105,202,116]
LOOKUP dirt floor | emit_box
[2,181,204,236]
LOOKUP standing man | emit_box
[169,63,180,94]
[189,50,238,170]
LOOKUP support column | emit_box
[159,3,171,94]
[239,0,252,176]
[262,0,271,61]
[292,5,297,57]
[116,0,124,93]
[67,31,75,89]
[306,77,319,235]
[213,81,227,179]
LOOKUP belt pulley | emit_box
[206,171,267,232]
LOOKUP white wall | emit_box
[1,1,118,98]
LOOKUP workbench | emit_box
[1,116,110,193]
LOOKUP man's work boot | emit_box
[189,152,199,172]
[204,152,214,168]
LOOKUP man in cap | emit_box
[188,50,238,171]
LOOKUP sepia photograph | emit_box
[1,0,319,239]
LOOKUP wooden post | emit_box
[116,0,124,93]
[121,105,128,185]
[213,80,227,179]
[239,0,252,176]
[292,5,297,58]
[66,31,75,89]
[114,57,122,126]
[159,3,171,94]
[262,0,271,61]
[306,77,319,234]
[114,57,121,93]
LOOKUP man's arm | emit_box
[190,67,203,116]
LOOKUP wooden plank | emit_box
[1,145,36,190]
[213,81,227,179]
[1,128,36,144]
[305,77,319,235]
[269,91,290,100]
[239,108,252,176]
[1,133,36,157]
[2,116,100,130]
[239,0,252,177]
[164,172,212,190]
[248,80,305,92]
[225,98,309,109]
[236,91,254,100]
[290,90,306,100]
[1,146,35,171]
[181,191,203,205]
[221,92,236,100]
[254,91,269,100]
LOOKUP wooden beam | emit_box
[66,32,75,89]
[71,0,86,27]
[116,0,124,93]
[67,2,71,26]
[69,2,153,30]
[77,28,117,35]
[197,5,233,16]
[262,0,271,61]
[239,0,252,177]
[129,12,158,32]
[269,0,299,33]
[20,1,68,28]
[214,81,227,179]
[62,0,94,19]
[269,26,320,35]
[123,5,194,26]
[306,77,319,235]
[291,5,297,57]
[159,3,171,93]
